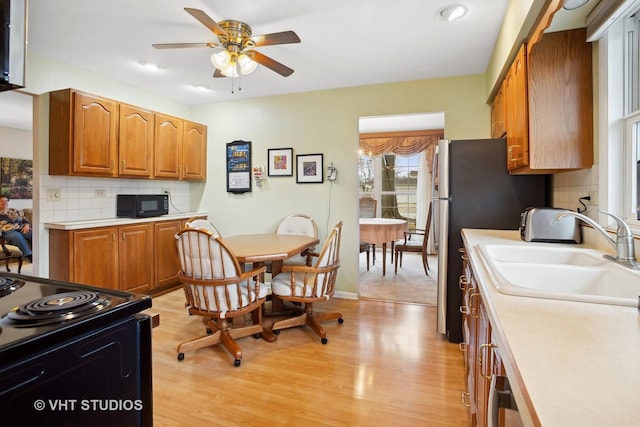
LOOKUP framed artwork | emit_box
[267,148,293,177]
[0,158,33,199]
[296,153,324,184]
[226,140,252,193]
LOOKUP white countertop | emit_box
[44,212,207,230]
[462,229,640,427]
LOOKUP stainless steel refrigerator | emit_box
[433,139,549,343]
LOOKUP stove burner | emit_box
[0,277,25,298]
[6,291,112,326]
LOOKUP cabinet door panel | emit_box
[73,228,118,289]
[505,45,529,171]
[72,92,118,176]
[154,114,183,179]
[182,121,207,181]
[119,224,154,293]
[154,220,182,289]
[119,104,154,177]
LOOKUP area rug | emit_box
[358,250,438,305]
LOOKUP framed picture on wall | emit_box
[0,158,33,199]
[296,153,324,184]
[267,148,293,177]
[226,140,252,193]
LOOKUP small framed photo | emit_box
[296,153,324,184]
[267,148,293,177]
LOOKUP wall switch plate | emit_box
[47,189,62,200]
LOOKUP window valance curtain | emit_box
[359,129,443,173]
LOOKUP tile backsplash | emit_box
[551,164,599,220]
[39,175,191,223]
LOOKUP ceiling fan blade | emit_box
[249,51,294,77]
[184,8,228,38]
[152,42,218,49]
[213,69,226,78]
[250,31,301,47]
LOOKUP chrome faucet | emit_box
[555,210,640,270]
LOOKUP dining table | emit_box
[359,218,408,275]
[224,233,320,332]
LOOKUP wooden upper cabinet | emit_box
[119,103,154,178]
[526,28,593,172]
[490,84,506,139]
[182,120,207,181]
[154,113,183,179]
[504,45,529,171]
[49,88,207,181]
[502,28,593,174]
[50,89,118,177]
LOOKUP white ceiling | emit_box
[0,1,598,132]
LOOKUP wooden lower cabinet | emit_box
[49,218,187,292]
[461,246,522,427]
[119,224,154,293]
[154,220,182,289]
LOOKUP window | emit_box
[623,8,640,225]
[359,152,422,229]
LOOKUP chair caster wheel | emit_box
[273,330,280,335]
[253,333,262,339]
[321,338,328,344]
[177,353,185,361]
[234,359,241,367]
[338,317,344,324]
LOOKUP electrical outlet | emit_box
[95,189,106,198]
[47,189,62,201]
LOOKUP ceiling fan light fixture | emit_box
[211,50,231,69]
[437,4,468,22]
[238,53,257,75]
[221,63,239,78]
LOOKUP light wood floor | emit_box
[151,290,469,426]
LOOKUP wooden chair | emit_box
[275,213,318,266]
[185,217,222,236]
[0,234,22,273]
[269,221,343,344]
[359,196,377,265]
[394,203,432,275]
[359,241,371,271]
[174,228,270,367]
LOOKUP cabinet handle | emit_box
[111,159,115,170]
[469,291,479,318]
[459,275,469,290]
[508,145,520,162]
[122,160,126,170]
[461,392,472,407]
[479,343,498,380]
[458,342,467,352]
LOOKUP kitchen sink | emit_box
[482,244,608,266]
[477,244,640,307]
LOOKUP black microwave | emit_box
[117,194,169,218]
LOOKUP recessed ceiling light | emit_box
[138,61,159,71]
[436,4,468,22]
[562,0,589,10]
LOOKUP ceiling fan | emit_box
[152,8,300,78]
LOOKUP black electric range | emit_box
[0,273,153,427]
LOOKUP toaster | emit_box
[519,207,582,243]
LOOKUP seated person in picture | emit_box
[0,194,32,262]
